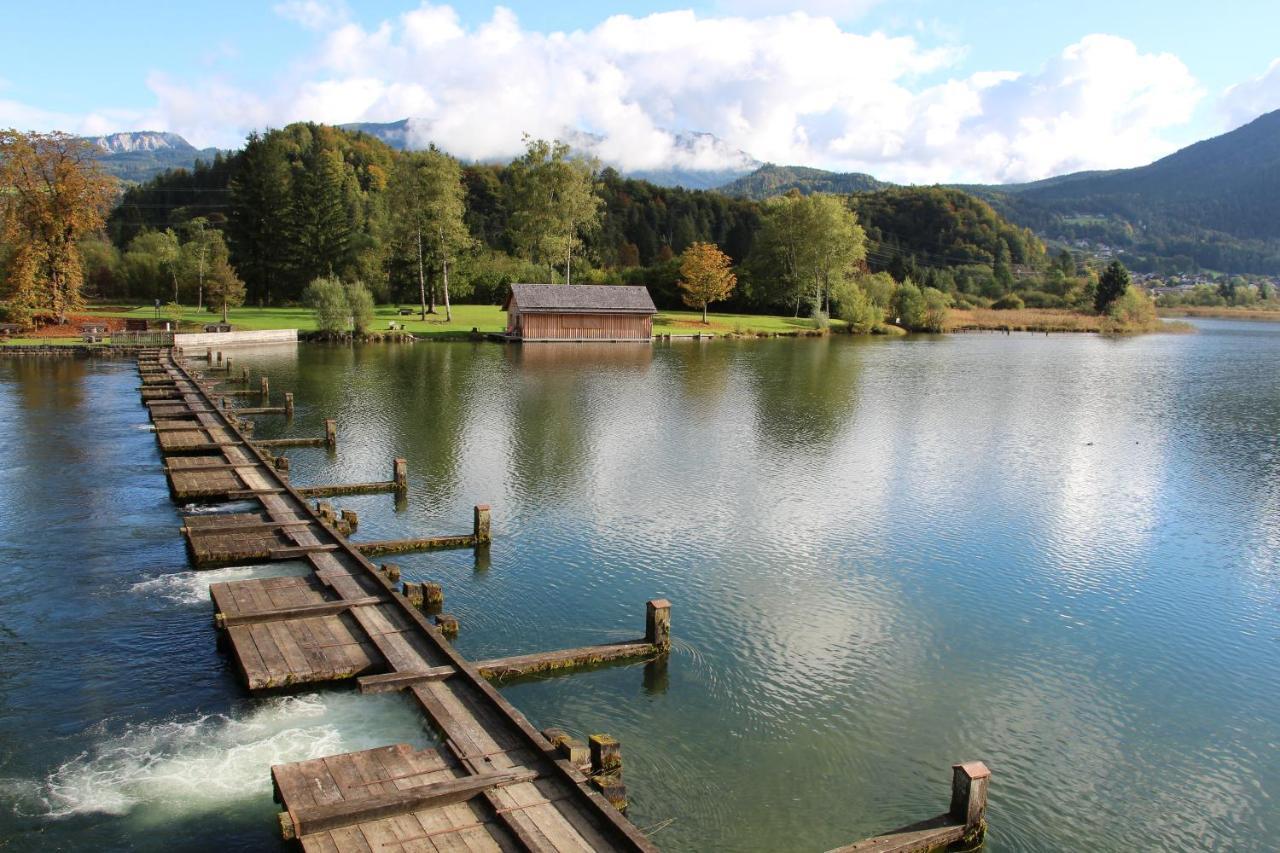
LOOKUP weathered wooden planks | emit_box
[142,351,663,853]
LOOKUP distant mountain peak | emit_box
[339,119,761,189]
[85,131,195,154]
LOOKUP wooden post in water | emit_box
[241,366,249,383]
[284,392,294,419]
[273,455,289,481]
[340,509,359,532]
[646,599,671,650]
[423,582,444,609]
[393,458,408,492]
[225,357,233,376]
[216,351,222,364]
[379,562,401,583]
[474,504,491,543]
[435,613,459,638]
[402,582,424,608]
[206,347,213,362]
[950,761,990,843]
[543,728,589,768]
[324,419,337,449]
[260,376,269,400]
[589,735,627,811]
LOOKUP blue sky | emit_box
[3,1,1278,182]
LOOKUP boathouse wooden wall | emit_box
[516,311,653,342]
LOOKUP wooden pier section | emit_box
[140,348,664,853]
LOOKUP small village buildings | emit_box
[502,284,658,342]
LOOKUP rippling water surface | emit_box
[2,318,1278,851]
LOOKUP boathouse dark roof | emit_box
[503,284,657,314]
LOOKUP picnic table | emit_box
[398,307,415,316]
[203,323,233,333]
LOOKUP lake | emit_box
[1,318,1277,851]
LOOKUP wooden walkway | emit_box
[139,349,661,853]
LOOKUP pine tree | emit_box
[228,132,291,304]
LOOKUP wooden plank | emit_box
[217,596,386,627]
[474,643,656,680]
[182,518,312,535]
[289,770,541,837]
[825,815,965,853]
[269,544,341,559]
[357,667,456,694]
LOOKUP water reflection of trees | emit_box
[742,338,863,452]
[504,344,652,499]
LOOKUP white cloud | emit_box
[1219,57,1280,130]
[9,5,1212,183]
[273,0,349,31]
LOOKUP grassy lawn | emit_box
[85,304,834,339]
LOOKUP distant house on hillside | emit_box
[502,284,657,342]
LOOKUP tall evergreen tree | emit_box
[1095,260,1131,313]
[228,132,291,304]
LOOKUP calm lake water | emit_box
[1,318,1278,851]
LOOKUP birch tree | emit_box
[390,149,471,321]
[507,138,601,284]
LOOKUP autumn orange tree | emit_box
[678,241,737,324]
[0,130,116,321]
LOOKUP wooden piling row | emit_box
[135,348,667,853]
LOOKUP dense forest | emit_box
[725,110,1280,275]
[80,121,1074,317]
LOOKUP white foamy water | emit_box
[6,693,431,821]
[129,563,312,605]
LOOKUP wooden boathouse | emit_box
[503,284,657,342]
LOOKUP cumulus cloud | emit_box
[273,0,349,31]
[9,3,1213,183]
[1219,57,1280,130]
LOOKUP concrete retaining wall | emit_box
[174,329,298,349]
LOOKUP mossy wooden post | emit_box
[474,504,491,543]
[260,376,269,400]
[340,509,358,532]
[435,613,459,638]
[393,458,408,493]
[274,455,290,481]
[216,351,222,364]
[284,392,294,419]
[543,728,589,768]
[423,582,444,609]
[380,562,401,583]
[589,735,622,774]
[950,761,990,844]
[589,735,626,811]
[645,599,671,650]
[241,366,249,383]
[402,581,424,608]
[324,419,337,450]
[225,357,232,375]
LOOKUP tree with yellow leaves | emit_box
[678,241,738,324]
[0,130,116,321]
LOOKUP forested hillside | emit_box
[93,121,1048,315]
[719,111,1280,274]
[722,165,888,198]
